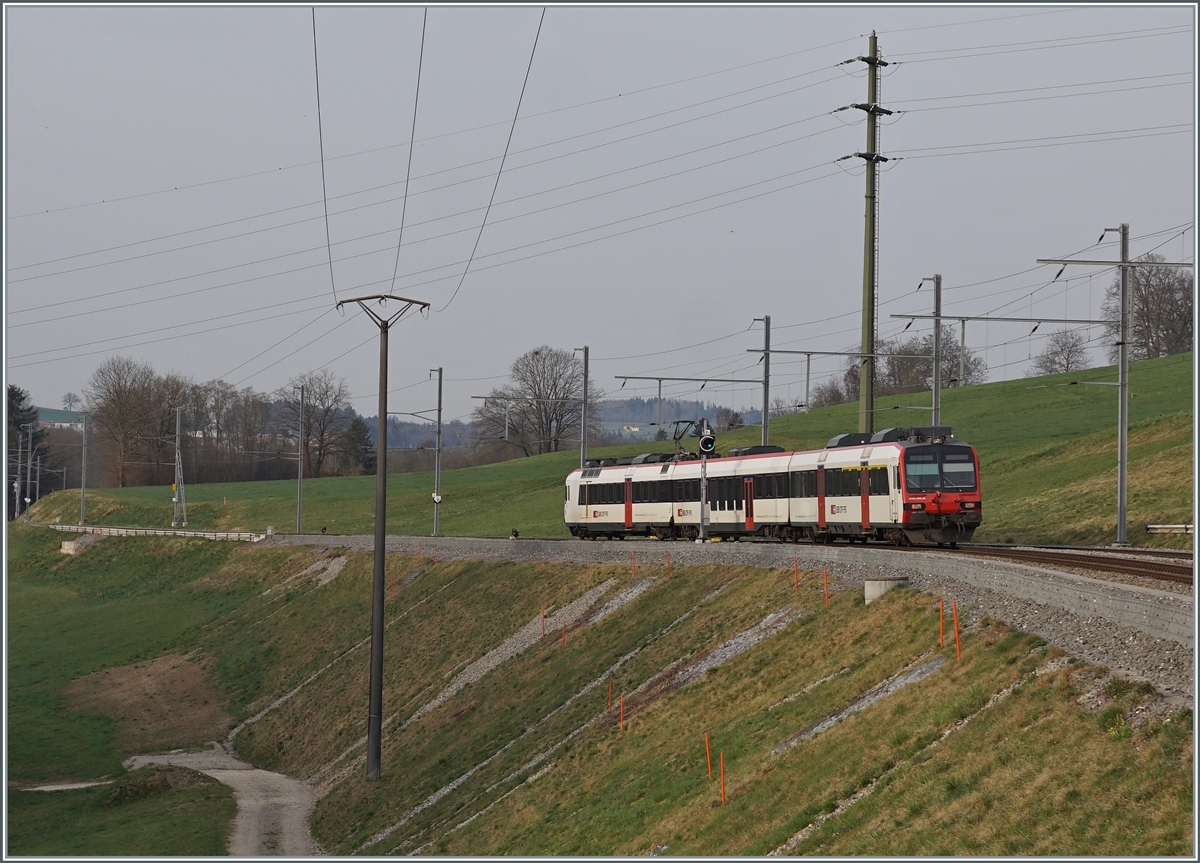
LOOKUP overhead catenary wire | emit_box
[311,8,339,305]
[435,7,544,314]
[389,7,427,294]
[8,107,845,293]
[6,30,862,225]
[14,119,1181,333]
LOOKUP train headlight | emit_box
[962,501,975,509]
[904,502,925,511]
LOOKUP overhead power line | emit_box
[311,8,339,305]
[435,7,546,313]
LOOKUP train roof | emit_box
[566,427,971,477]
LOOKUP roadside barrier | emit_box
[43,523,262,542]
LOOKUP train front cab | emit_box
[898,442,982,545]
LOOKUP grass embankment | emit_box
[5,527,1192,854]
[6,767,234,856]
[29,354,1193,547]
[4,527,282,855]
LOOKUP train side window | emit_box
[790,470,816,498]
[735,476,744,508]
[565,485,570,502]
[579,485,587,505]
[826,468,841,496]
[870,467,889,495]
[753,475,763,499]
[634,482,643,504]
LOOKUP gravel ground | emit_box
[265,534,1194,706]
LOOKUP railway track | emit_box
[947,546,1194,585]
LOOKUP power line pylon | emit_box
[839,31,892,434]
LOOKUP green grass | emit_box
[29,353,1193,547]
[5,528,1191,855]
[6,773,235,856]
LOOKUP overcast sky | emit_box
[4,4,1195,426]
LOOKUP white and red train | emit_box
[564,426,981,546]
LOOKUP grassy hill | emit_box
[28,353,1193,547]
[5,527,1191,855]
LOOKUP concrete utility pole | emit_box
[959,320,966,389]
[1115,225,1130,546]
[431,367,443,537]
[296,384,304,535]
[14,425,24,521]
[36,457,41,508]
[576,346,589,467]
[699,419,710,542]
[25,424,35,523]
[758,315,771,445]
[1035,225,1190,546]
[921,275,943,425]
[338,292,429,782]
[80,414,87,525]
[172,406,187,527]
[844,32,891,435]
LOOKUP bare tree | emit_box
[808,379,848,409]
[1102,253,1194,362]
[842,328,988,401]
[84,356,157,487]
[1027,329,1092,377]
[769,396,800,417]
[472,346,604,456]
[274,369,352,478]
[61,392,80,411]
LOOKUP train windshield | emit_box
[903,446,977,492]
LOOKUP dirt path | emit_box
[124,745,322,856]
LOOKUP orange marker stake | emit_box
[720,753,725,804]
[608,681,613,710]
[620,693,625,731]
[823,565,829,607]
[705,733,712,779]
[667,552,671,580]
[953,600,961,661]
[223,496,227,506]
[939,599,944,647]
[562,620,566,649]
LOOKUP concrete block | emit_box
[865,576,908,604]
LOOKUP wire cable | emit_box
[312,8,339,305]
[439,8,540,313]
[389,7,427,293]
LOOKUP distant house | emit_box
[36,407,84,432]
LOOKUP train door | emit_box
[816,466,827,529]
[624,477,633,529]
[890,464,899,522]
[743,477,755,531]
[859,464,870,531]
